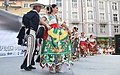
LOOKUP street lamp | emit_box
[4,0,9,11]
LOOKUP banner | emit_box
[0,45,25,57]
[0,30,25,57]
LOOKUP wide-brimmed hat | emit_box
[30,1,45,9]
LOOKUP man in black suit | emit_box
[20,2,50,71]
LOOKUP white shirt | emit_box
[79,37,87,41]
[89,38,96,42]
[48,14,64,25]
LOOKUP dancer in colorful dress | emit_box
[70,27,79,60]
[79,32,88,57]
[39,4,71,73]
[88,35,97,55]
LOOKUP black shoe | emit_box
[24,67,31,71]
[29,65,36,69]
[36,55,40,63]
[20,65,31,71]
[20,65,25,69]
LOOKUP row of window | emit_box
[23,0,118,9]
[88,11,118,22]
[56,0,118,10]
[88,24,119,33]
[70,11,118,22]
[56,0,119,21]
[56,0,78,8]
[87,0,118,10]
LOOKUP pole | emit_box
[49,0,51,5]
[48,0,51,13]
[4,0,9,11]
[81,0,84,32]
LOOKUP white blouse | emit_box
[79,37,87,41]
[89,38,96,42]
[48,14,64,26]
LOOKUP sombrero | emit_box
[30,1,45,9]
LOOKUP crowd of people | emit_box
[97,46,115,55]
[70,27,98,59]
[17,1,115,74]
[70,27,115,59]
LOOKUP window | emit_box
[100,13,105,20]
[58,11,62,19]
[114,25,119,33]
[88,11,93,19]
[24,3,29,8]
[88,24,94,33]
[99,1,104,9]
[72,12,77,19]
[72,0,77,8]
[56,0,62,7]
[87,0,92,7]
[113,14,118,22]
[112,2,117,10]
[100,24,106,33]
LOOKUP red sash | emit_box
[43,23,62,40]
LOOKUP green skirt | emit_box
[40,27,72,65]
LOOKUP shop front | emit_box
[97,37,115,48]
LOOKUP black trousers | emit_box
[21,50,36,68]
[21,30,36,68]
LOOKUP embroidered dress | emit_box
[89,38,97,54]
[71,32,79,60]
[40,14,71,70]
[79,37,87,56]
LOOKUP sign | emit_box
[0,30,25,57]
[0,45,25,57]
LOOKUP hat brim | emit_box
[30,3,45,9]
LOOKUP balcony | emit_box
[70,19,80,25]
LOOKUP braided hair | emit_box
[46,4,57,14]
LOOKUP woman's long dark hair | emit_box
[46,6,52,14]
[46,4,57,14]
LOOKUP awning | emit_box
[97,38,109,41]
